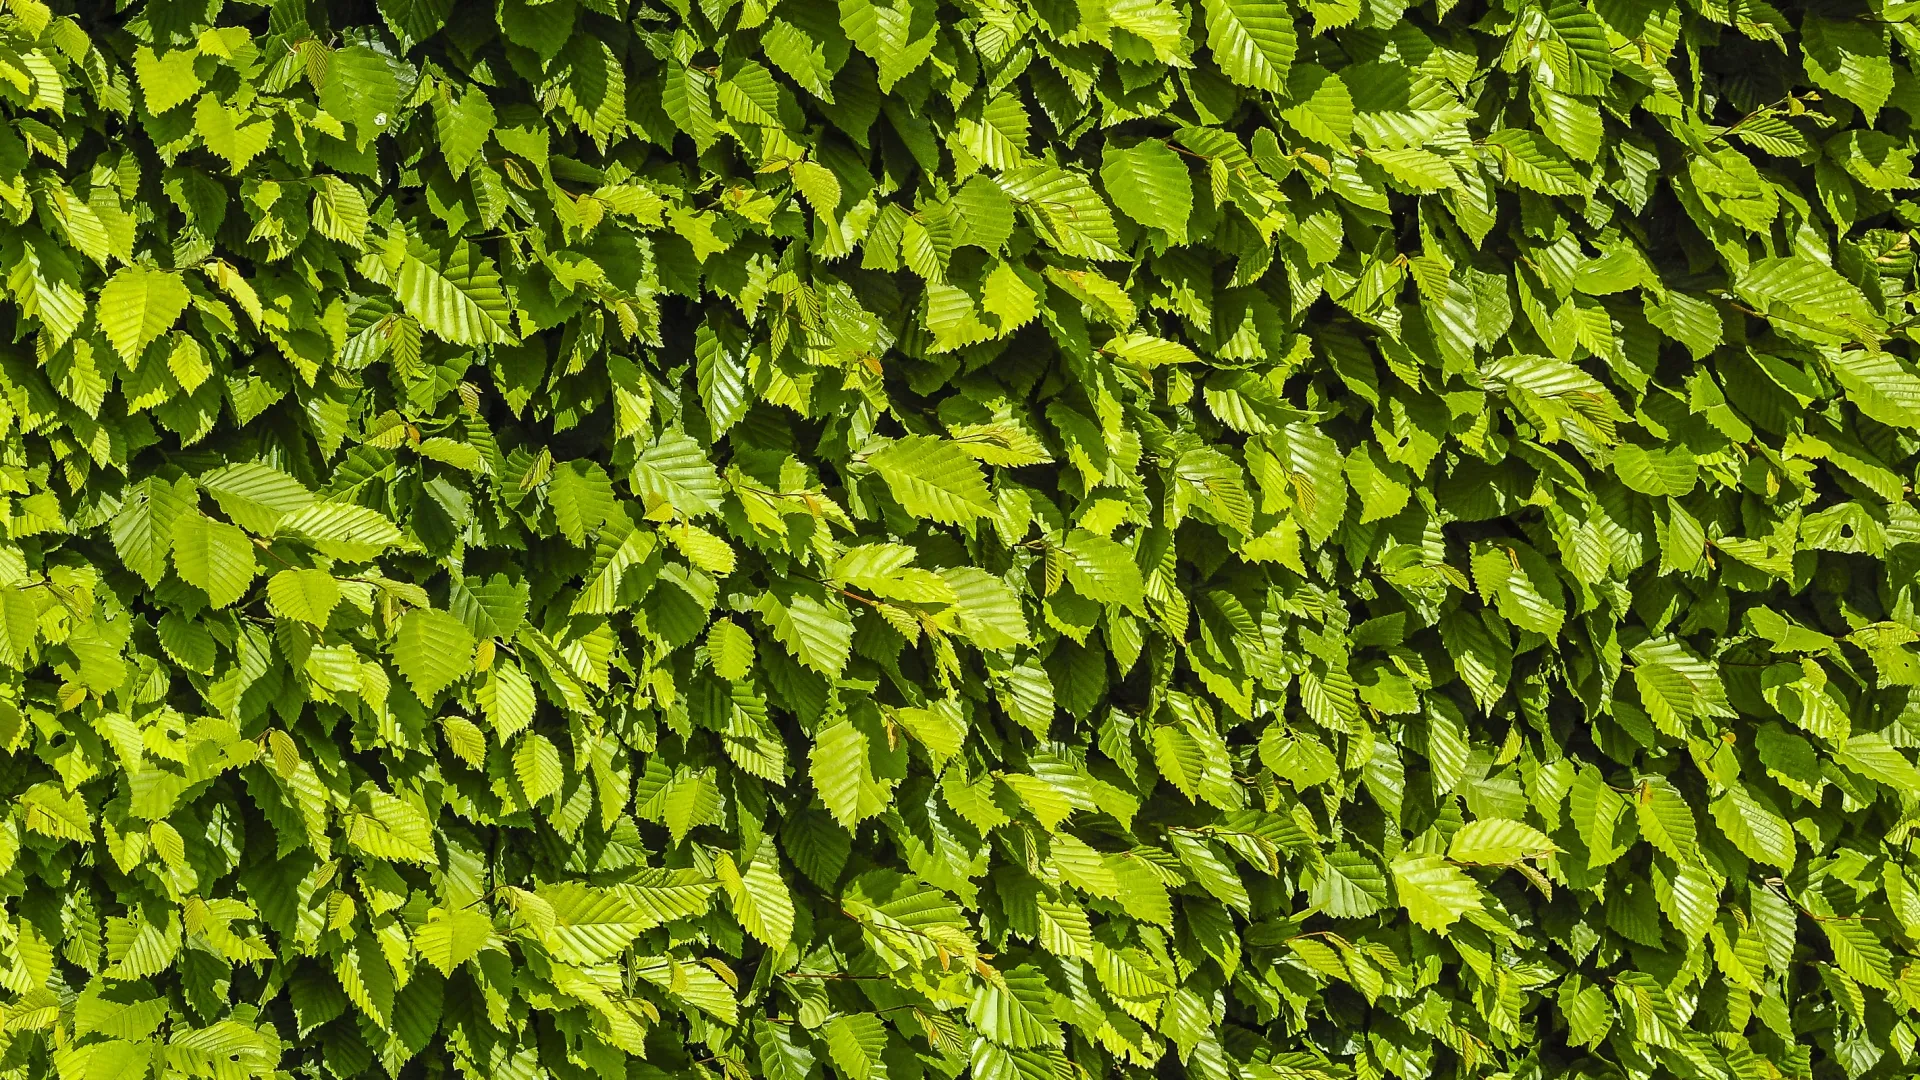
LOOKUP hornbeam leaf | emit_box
[718,836,795,953]
[1823,917,1896,990]
[278,502,410,561]
[999,166,1124,261]
[1100,140,1193,240]
[135,47,201,114]
[415,906,491,975]
[311,175,369,249]
[1827,350,1920,428]
[393,609,477,701]
[346,788,438,865]
[199,462,315,534]
[868,436,995,525]
[756,586,853,676]
[1633,777,1701,864]
[98,266,190,365]
[395,241,517,345]
[268,569,342,626]
[514,732,563,805]
[1391,853,1483,934]
[194,94,273,172]
[377,0,451,50]
[825,1013,891,1080]
[1448,818,1556,864]
[969,966,1063,1049]
[111,475,196,588]
[940,567,1031,650]
[839,0,938,91]
[1203,0,1296,92]
[170,512,257,608]
[536,883,652,964]
[707,618,756,680]
[812,718,889,829]
[434,83,496,176]
[1709,785,1796,870]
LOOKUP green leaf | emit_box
[1390,853,1483,935]
[1100,140,1193,240]
[170,512,257,608]
[1539,1,1611,96]
[756,586,854,677]
[839,0,937,92]
[1485,129,1587,196]
[1062,531,1145,613]
[812,717,892,829]
[999,166,1124,261]
[707,618,756,681]
[135,46,202,115]
[318,45,409,148]
[969,966,1063,1049]
[941,567,1031,650]
[514,732,564,805]
[1447,818,1556,864]
[1613,443,1698,497]
[311,175,369,249]
[346,788,438,865]
[1822,916,1896,990]
[111,475,196,588]
[268,569,342,626]
[1709,785,1796,870]
[434,84,496,176]
[1834,731,1920,796]
[395,241,517,345]
[199,462,315,534]
[1801,15,1893,121]
[718,837,795,953]
[1734,255,1882,343]
[393,609,477,701]
[824,1013,891,1080]
[377,0,451,50]
[194,94,274,172]
[868,436,995,525]
[1203,0,1296,92]
[549,460,617,545]
[1632,776,1700,864]
[537,883,654,964]
[1827,350,1920,428]
[97,267,190,365]
[277,502,410,561]
[1281,64,1354,147]
[632,430,726,517]
[415,906,492,975]
[1308,845,1389,918]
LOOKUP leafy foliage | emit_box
[4,0,1920,1077]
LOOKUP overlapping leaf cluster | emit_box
[4,0,1920,1075]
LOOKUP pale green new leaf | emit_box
[415,906,492,975]
[868,436,995,525]
[268,569,342,626]
[170,512,257,608]
[393,608,477,701]
[1391,853,1483,934]
[98,266,190,365]
[1447,818,1556,864]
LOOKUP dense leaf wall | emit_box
[2,0,1920,1077]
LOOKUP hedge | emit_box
[1,0,1918,1077]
